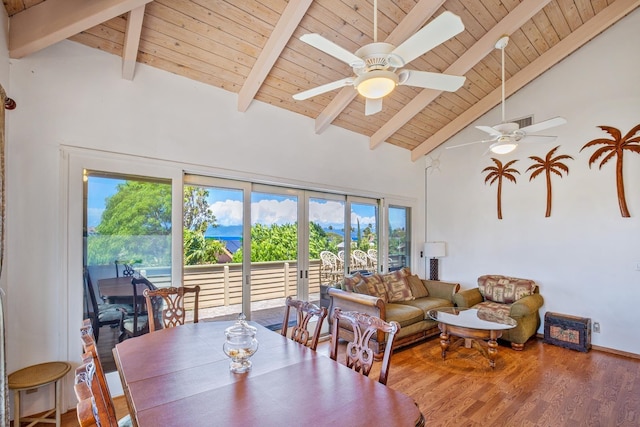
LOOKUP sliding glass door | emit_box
[249,187,301,328]
[182,175,383,330]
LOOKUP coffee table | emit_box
[428,307,517,368]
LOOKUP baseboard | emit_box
[535,333,640,359]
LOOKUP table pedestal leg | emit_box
[488,331,499,369]
[439,330,449,360]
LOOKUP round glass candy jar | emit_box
[223,316,258,373]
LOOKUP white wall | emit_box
[428,9,640,354]
[4,39,425,413]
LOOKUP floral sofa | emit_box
[453,275,544,350]
[327,268,460,354]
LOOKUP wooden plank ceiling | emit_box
[4,0,638,161]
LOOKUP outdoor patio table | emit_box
[113,321,424,426]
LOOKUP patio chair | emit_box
[143,285,201,333]
[119,276,159,342]
[280,297,328,351]
[367,249,378,271]
[320,251,340,282]
[351,249,370,272]
[330,308,400,385]
[83,268,130,343]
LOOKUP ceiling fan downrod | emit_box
[496,35,509,124]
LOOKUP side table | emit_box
[8,361,71,427]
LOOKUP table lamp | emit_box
[424,242,446,281]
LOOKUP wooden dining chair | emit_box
[74,362,115,427]
[75,358,133,427]
[76,395,101,427]
[79,322,133,427]
[143,285,201,333]
[280,297,328,351]
[330,308,400,385]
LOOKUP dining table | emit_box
[113,321,424,427]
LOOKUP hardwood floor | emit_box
[54,336,639,427]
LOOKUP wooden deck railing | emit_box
[180,259,324,310]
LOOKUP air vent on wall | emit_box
[512,115,533,129]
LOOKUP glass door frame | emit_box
[65,148,183,391]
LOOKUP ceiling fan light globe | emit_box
[355,70,398,99]
[490,141,517,154]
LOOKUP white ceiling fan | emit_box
[447,35,567,154]
[292,2,466,116]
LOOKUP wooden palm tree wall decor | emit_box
[580,124,640,218]
[527,146,573,218]
[480,123,640,220]
[482,158,519,220]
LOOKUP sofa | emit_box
[327,268,460,354]
[453,275,544,350]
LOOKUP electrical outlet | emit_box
[593,322,600,333]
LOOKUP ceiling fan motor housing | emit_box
[353,42,397,74]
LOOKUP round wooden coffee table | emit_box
[428,307,516,368]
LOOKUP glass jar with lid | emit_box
[223,314,258,373]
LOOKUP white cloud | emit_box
[209,200,243,226]
[251,199,297,225]
[209,198,377,228]
[309,200,344,223]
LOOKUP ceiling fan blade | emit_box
[292,78,354,100]
[365,98,383,116]
[398,70,465,92]
[522,135,558,143]
[475,125,502,136]
[520,117,567,134]
[300,34,365,68]
[446,137,497,149]
[388,11,464,67]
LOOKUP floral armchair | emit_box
[453,275,544,350]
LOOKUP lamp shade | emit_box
[424,241,446,258]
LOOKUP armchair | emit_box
[453,275,543,350]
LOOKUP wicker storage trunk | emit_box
[544,312,591,352]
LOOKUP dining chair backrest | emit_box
[76,395,101,427]
[74,361,115,427]
[80,322,119,424]
[280,297,328,351]
[143,285,201,333]
[330,308,400,385]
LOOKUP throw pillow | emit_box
[383,269,414,302]
[361,274,388,302]
[478,275,536,304]
[353,281,372,296]
[342,273,363,292]
[406,275,429,298]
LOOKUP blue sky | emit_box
[87,177,403,230]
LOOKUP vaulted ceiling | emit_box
[4,0,638,161]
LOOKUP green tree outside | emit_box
[87,181,224,267]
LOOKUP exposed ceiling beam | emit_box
[369,0,551,149]
[9,0,153,59]
[122,5,146,80]
[410,0,640,161]
[314,0,447,134]
[237,0,314,112]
